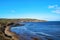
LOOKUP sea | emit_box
[10,21,60,40]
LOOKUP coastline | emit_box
[0,19,46,40]
[5,26,20,40]
[4,23,25,40]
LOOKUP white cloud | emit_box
[48,5,55,8]
[48,5,60,14]
[48,5,58,9]
[52,10,60,14]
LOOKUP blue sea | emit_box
[10,21,60,40]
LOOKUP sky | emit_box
[0,0,60,21]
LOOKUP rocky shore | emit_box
[4,23,24,40]
[0,22,24,40]
[0,18,46,40]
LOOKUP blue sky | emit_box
[0,0,60,21]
